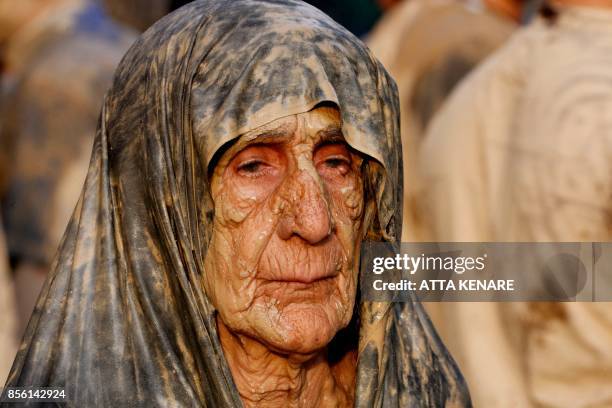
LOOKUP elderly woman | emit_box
[3,1,469,406]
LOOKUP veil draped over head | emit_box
[4,1,470,406]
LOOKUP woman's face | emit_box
[204,106,365,355]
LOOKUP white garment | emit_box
[421,7,612,407]
[367,0,514,241]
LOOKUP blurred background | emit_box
[1,0,611,407]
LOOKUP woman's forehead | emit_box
[238,106,344,146]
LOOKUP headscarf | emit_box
[4,1,470,406]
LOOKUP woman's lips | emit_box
[267,273,339,284]
[254,276,339,305]
[256,237,344,284]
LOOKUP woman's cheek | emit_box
[214,179,262,226]
[330,176,364,225]
[207,187,283,317]
[205,230,258,317]
[326,178,363,279]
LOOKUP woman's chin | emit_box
[251,303,348,355]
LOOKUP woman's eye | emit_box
[324,157,349,169]
[313,142,352,178]
[237,160,265,174]
[318,155,351,177]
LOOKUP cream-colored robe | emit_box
[421,7,612,408]
[367,0,514,241]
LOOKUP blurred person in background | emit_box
[420,0,612,406]
[367,0,527,242]
[303,0,385,37]
[0,0,135,340]
[103,0,170,31]
[170,0,399,37]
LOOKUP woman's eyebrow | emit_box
[316,126,345,143]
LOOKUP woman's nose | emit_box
[277,170,332,244]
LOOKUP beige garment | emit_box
[0,216,17,387]
[367,0,514,241]
[421,8,612,408]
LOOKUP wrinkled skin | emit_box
[203,106,364,407]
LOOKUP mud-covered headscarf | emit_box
[4,1,470,406]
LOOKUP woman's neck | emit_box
[217,317,356,408]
